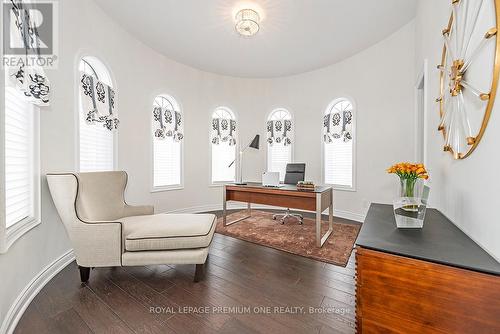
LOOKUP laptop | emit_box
[262,172,281,187]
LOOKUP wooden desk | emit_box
[223,183,334,247]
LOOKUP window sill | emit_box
[325,184,357,192]
[209,182,234,188]
[151,186,184,193]
[0,217,41,254]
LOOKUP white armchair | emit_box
[47,171,215,282]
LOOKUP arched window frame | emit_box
[1,65,41,253]
[151,94,184,192]
[322,97,357,191]
[210,106,238,185]
[76,55,117,172]
[266,108,294,181]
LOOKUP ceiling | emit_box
[94,0,417,78]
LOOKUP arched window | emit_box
[267,108,293,181]
[211,107,237,183]
[152,95,183,190]
[2,67,41,251]
[78,56,116,172]
[323,98,355,190]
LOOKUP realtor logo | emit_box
[2,0,58,68]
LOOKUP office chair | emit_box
[273,163,306,225]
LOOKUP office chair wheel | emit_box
[299,219,303,225]
[281,220,285,225]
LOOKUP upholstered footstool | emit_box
[119,213,216,282]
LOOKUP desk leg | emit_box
[224,195,252,226]
[316,192,334,247]
[329,188,334,231]
[223,185,227,226]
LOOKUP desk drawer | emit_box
[226,190,316,211]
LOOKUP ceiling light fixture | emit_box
[235,8,260,37]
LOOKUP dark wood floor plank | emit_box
[31,263,87,319]
[218,317,260,334]
[210,240,357,297]
[14,304,60,334]
[161,267,320,334]
[162,285,232,330]
[15,231,357,334]
[204,250,327,307]
[102,266,221,334]
[212,233,356,279]
[123,266,177,293]
[180,253,355,332]
[51,308,94,334]
[72,286,135,334]
[87,269,176,334]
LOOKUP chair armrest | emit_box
[71,221,122,267]
[123,204,154,217]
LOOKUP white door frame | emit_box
[414,59,428,165]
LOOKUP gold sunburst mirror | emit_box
[437,0,500,159]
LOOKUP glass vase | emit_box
[393,178,429,228]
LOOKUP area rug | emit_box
[215,210,361,266]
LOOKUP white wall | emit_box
[415,0,500,261]
[125,21,416,218]
[0,0,416,329]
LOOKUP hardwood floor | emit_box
[14,211,358,334]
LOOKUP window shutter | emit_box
[211,108,237,183]
[324,140,353,187]
[267,110,293,181]
[211,143,236,182]
[152,96,183,188]
[153,138,181,187]
[323,99,354,188]
[5,86,34,227]
[78,69,115,172]
[268,143,291,181]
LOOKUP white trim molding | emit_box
[1,250,75,334]
[414,59,428,165]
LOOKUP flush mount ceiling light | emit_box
[235,8,260,37]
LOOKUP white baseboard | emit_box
[166,203,365,223]
[331,209,365,222]
[1,249,75,334]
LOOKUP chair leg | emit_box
[194,263,204,283]
[79,266,90,283]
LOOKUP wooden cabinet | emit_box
[355,247,500,333]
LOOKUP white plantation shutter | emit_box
[5,86,35,228]
[323,99,355,189]
[211,142,236,182]
[79,114,114,172]
[78,57,115,172]
[152,95,182,189]
[324,140,353,187]
[268,143,291,181]
[211,107,236,183]
[154,139,181,187]
[267,109,293,181]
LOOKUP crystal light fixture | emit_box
[235,9,260,37]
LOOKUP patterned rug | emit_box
[215,210,361,266]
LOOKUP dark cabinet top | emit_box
[356,203,500,276]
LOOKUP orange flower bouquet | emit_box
[387,162,429,199]
[388,162,429,227]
